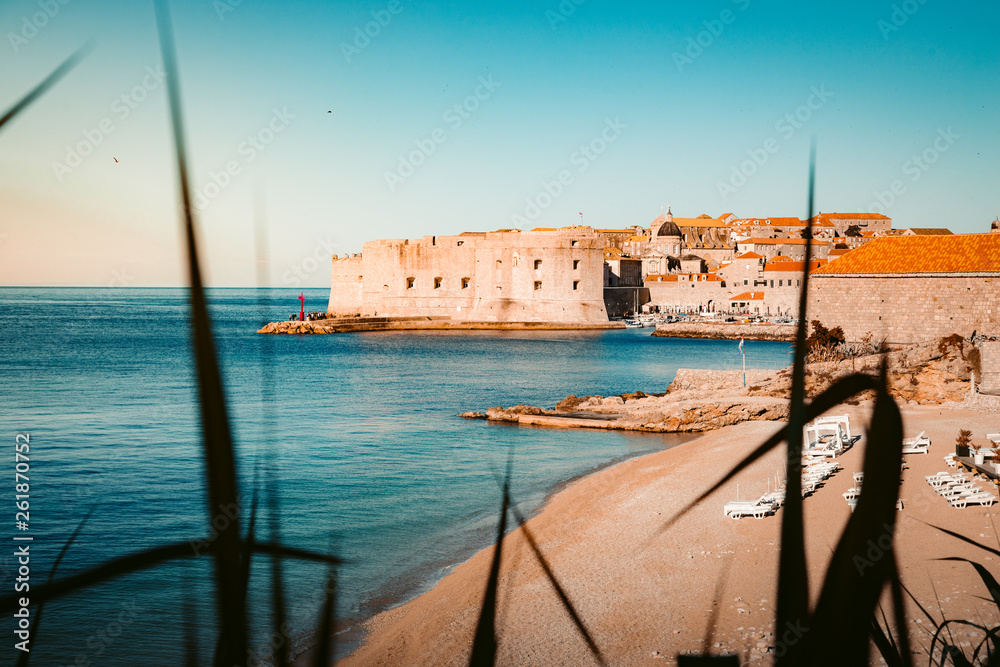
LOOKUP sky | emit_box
[1,0,998,287]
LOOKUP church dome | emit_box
[656,220,682,237]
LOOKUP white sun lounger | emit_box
[950,492,997,509]
[815,415,852,443]
[904,431,930,448]
[902,441,930,455]
[805,423,845,455]
[724,494,775,519]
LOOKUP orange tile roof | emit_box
[736,251,763,259]
[741,238,829,245]
[730,291,764,300]
[673,217,729,228]
[902,228,953,235]
[768,255,795,263]
[813,234,1000,275]
[813,212,891,220]
[763,259,825,273]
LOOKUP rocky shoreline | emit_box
[651,321,796,341]
[258,316,623,334]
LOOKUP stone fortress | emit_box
[327,209,1000,344]
[328,228,610,324]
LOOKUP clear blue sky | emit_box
[1,0,998,286]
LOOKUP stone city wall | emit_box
[646,277,726,312]
[328,230,609,323]
[808,274,1000,344]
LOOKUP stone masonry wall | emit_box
[808,274,1000,344]
[327,230,609,323]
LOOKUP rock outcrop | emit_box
[651,322,795,341]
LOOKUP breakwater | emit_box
[258,316,624,334]
[651,321,796,341]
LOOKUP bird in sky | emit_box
[113,157,119,163]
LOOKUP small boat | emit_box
[624,318,644,328]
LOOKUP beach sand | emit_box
[340,404,1000,665]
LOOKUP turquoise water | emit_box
[0,288,793,665]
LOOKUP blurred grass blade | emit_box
[0,540,341,612]
[775,140,817,665]
[153,0,246,663]
[17,511,91,667]
[469,457,512,667]
[699,565,730,659]
[869,616,903,667]
[887,558,913,665]
[802,365,909,665]
[312,562,338,667]
[0,42,92,132]
[510,505,605,666]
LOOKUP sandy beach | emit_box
[341,403,1000,665]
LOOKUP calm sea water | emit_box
[0,288,793,665]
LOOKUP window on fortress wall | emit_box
[457,241,464,246]
[744,280,748,286]
[573,281,580,291]
[571,240,579,247]
[534,259,542,270]
[771,280,774,288]
[434,277,442,289]
[534,281,542,291]
[406,277,415,289]
[573,260,580,270]
[462,278,470,289]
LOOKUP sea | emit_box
[0,288,794,665]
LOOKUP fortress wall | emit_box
[807,274,1000,344]
[761,271,803,317]
[646,278,725,312]
[332,230,609,323]
[328,255,363,315]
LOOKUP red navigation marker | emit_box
[299,292,305,321]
